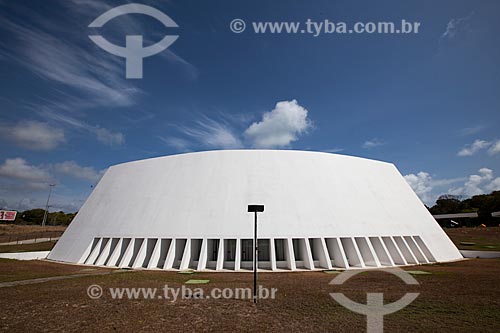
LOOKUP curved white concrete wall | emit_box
[48,150,462,271]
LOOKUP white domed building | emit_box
[48,150,462,271]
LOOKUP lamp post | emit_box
[247,204,264,304]
[42,184,56,227]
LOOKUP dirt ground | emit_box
[0,259,113,283]
[0,258,499,332]
[445,227,500,251]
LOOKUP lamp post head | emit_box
[248,204,264,213]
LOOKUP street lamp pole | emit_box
[247,204,264,304]
[42,184,56,227]
[254,210,257,303]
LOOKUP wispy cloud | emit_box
[440,12,474,42]
[0,7,140,107]
[158,136,191,152]
[0,0,197,148]
[40,109,125,147]
[323,148,344,153]
[175,116,243,150]
[362,138,385,149]
[458,125,483,136]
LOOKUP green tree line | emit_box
[11,209,77,226]
[429,191,500,227]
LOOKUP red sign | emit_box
[0,210,17,221]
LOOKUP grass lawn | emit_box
[0,259,499,331]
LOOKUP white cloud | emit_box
[54,161,104,183]
[486,177,500,192]
[362,138,385,149]
[166,100,314,152]
[449,168,500,197]
[406,168,500,206]
[0,158,51,183]
[244,100,312,148]
[457,139,491,156]
[404,172,466,206]
[0,120,65,150]
[0,157,105,212]
[404,172,434,204]
[488,140,500,155]
[0,158,52,190]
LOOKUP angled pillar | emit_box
[285,238,296,271]
[179,239,192,270]
[216,238,225,271]
[163,239,177,269]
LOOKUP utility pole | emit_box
[42,184,56,227]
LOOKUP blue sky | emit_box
[0,0,499,212]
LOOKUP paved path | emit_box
[0,237,60,246]
[460,250,500,259]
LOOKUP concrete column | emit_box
[106,238,123,267]
[147,239,161,269]
[179,239,192,270]
[131,239,147,268]
[234,239,241,271]
[270,238,277,271]
[94,238,112,266]
[317,238,333,269]
[216,238,224,270]
[365,236,382,267]
[302,238,314,270]
[163,239,176,269]
[119,239,134,268]
[85,238,102,265]
[197,239,208,271]
[285,238,296,271]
